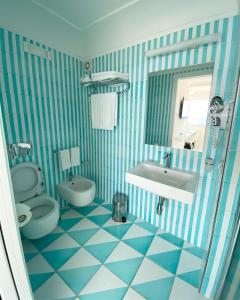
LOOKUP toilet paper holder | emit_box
[7,142,32,160]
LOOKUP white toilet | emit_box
[11,162,59,240]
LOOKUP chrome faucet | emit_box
[163,152,171,168]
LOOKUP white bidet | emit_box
[57,176,95,207]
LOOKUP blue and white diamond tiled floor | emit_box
[22,199,207,300]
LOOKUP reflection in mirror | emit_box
[144,63,214,152]
[172,74,212,151]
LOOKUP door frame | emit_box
[0,226,19,300]
[0,106,33,300]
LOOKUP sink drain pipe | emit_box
[157,196,166,215]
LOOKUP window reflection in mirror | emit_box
[144,64,213,152]
[172,74,212,151]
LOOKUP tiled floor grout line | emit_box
[71,210,138,297]
[23,202,206,299]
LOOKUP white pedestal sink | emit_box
[126,161,197,205]
[57,176,96,207]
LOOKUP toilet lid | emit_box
[11,162,44,202]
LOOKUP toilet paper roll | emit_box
[15,203,32,228]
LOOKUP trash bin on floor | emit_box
[112,193,128,223]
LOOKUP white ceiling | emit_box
[82,0,239,57]
[0,0,239,58]
[32,0,140,31]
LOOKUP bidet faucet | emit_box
[163,152,171,169]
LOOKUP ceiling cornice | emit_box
[81,0,140,30]
[31,0,141,32]
[88,9,238,59]
[31,0,83,31]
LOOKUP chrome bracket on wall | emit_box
[88,81,130,97]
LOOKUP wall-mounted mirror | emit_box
[145,63,214,152]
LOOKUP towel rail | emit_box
[88,81,130,97]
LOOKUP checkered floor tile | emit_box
[22,199,207,300]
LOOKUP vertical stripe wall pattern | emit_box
[0,28,90,207]
[0,15,239,300]
[89,15,240,247]
[145,73,173,146]
[88,15,240,298]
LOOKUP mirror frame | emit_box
[144,62,215,153]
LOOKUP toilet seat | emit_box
[21,192,59,239]
[11,162,44,202]
[24,194,58,222]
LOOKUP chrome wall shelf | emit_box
[81,71,130,95]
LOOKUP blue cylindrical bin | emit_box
[112,193,128,222]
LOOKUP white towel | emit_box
[91,93,118,130]
[70,147,80,167]
[91,94,102,129]
[58,149,71,171]
[91,72,129,81]
[102,93,118,130]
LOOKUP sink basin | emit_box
[126,161,197,204]
[57,176,96,207]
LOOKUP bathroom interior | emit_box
[0,0,239,299]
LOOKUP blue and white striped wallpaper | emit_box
[88,15,240,299]
[145,72,173,146]
[0,14,239,299]
[0,28,90,207]
[89,15,239,246]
